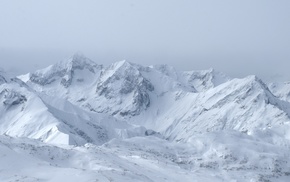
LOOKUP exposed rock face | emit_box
[4,54,290,181]
[183,68,230,92]
[19,55,290,140]
[1,89,27,107]
[0,78,148,146]
[29,53,102,87]
[96,61,154,116]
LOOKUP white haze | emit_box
[0,0,290,81]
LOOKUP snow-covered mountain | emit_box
[20,54,229,118]
[20,54,290,141]
[1,54,290,181]
[135,75,290,142]
[0,76,150,146]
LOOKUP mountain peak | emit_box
[184,68,230,92]
[58,53,98,72]
[244,75,271,91]
[96,60,154,116]
[100,60,139,82]
[220,75,270,95]
[70,53,94,64]
[110,60,134,70]
[28,53,101,87]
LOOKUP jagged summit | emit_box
[20,54,285,121]
[100,60,137,82]
[3,56,290,181]
[27,53,102,87]
[148,75,290,142]
[0,74,150,146]
[60,53,100,72]
[183,67,230,92]
[205,75,276,105]
[35,53,99,75]
[96,60,154,116]
[110,60,133,69]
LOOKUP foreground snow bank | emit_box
[1,129,290,182]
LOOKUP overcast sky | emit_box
[0,0,290,81]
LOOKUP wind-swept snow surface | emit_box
[0,54,288,181]
[1,131,290,182]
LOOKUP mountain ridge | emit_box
[2,54,289,181]
[19,55,290,138]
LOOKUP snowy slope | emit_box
[19,55,290,141]
[8,54,290,181]
[0,78,149,146]
[132,75,290,142]
[1,130,290,182]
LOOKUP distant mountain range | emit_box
[0,53,290,181]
